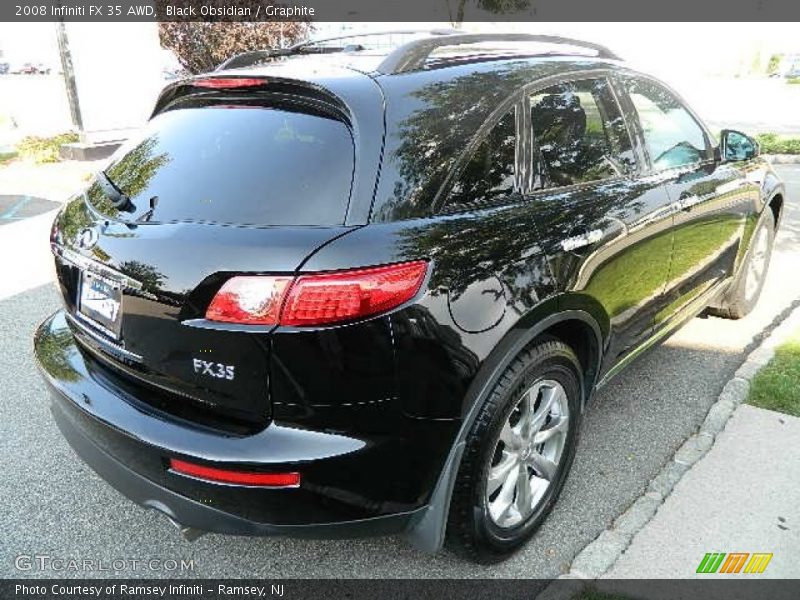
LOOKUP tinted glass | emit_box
[624,78,709,170]
[91,105,354,226]
[529,78,634,188]
[445,108,517,209]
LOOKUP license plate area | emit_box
[77,270,123,340]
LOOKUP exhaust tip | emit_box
[179,525,206,542]
[164,515,206,542]
[145,501,207,542]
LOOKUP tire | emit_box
[709,215,775,320]
[445,338,582,563]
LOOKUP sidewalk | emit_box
[591,303,800,583]
[604,403,800,579]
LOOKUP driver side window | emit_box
[529,77,635,189]
[624,77,710,171]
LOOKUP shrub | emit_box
[17,132,79,163]
[755,133,800,155]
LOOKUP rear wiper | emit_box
[136,196,159,222]
[96,171,134,212]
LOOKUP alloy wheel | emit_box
[745,225,770,302]
[486,379,570,529]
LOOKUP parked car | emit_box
[0,62,9,75]
[11,62,50,74]
[35,32,784,563]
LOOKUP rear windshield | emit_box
[89,103,354,226]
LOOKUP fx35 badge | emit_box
[192,358,235,381]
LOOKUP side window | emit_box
[446,107,517,209]
[623,77,710,171]
[529,78,634,189]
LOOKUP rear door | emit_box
[53,85,361,432]
[521,74,675,378]
[617,74,755,329]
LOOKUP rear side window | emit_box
[623,77,709,171]
[445,107,517,209]
[529,78,634,188]
[92,103,354,226]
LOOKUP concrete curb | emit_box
[537,302,800,599]
[766,153,800,164]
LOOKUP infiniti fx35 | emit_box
[35,33,784,562]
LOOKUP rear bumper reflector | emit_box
[169,458,300,488]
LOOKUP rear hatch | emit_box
[51,76,361,433]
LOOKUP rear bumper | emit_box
[35,311,430,538]
[50,397,418,537]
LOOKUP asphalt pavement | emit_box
[0,166,798,579]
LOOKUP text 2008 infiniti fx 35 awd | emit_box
[35,33,784,562]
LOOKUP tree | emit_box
[767,54,782,76]
[159,21,311,74]
[445,0,531,25]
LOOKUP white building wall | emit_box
[67,22,167,142]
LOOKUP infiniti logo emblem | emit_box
[77,227,99,250]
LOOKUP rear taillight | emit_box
[206,276,292,325]
[170,459,300,487]
[191,77,265,89]
[205,261,428,327]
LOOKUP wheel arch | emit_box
[404,299,606,553]
[768,191,784,228]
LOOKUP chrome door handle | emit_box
[561,228,603,252]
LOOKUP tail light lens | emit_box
[170,459,300,487]
[205,261,428,327]
[206,276,292,325]
[192,77,266,89]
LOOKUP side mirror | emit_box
[719,129,760,162]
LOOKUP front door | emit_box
[520,75,676,378]
[618,75,756,329]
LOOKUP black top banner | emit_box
[4,0,800,22]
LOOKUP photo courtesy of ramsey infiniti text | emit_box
[34,32,784,563]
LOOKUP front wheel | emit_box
[709,216,775,320]
[446,338,582,563]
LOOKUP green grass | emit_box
[787,77,800,85]
[17,131,79,163]
[747,326,800,416]
[756,133,800,155]
[0,150,17,165]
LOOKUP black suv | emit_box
[35,32,784,562]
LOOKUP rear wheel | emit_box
[446,339,582,563]
[709,216,775,320]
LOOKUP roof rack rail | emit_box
[376,33,621,74]
[216,29,459,71]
